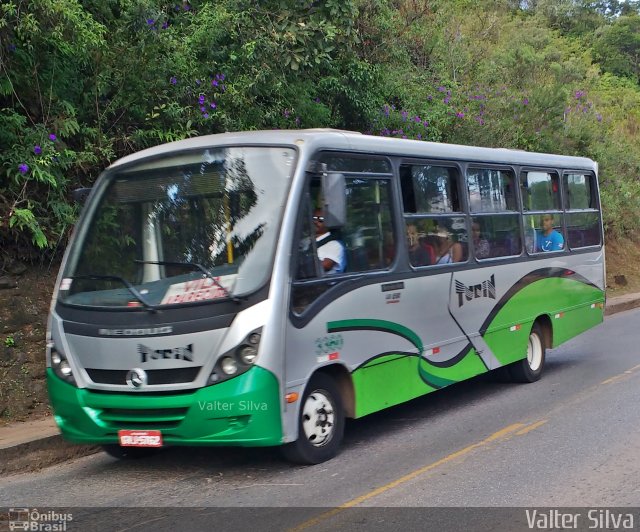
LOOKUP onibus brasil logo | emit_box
[8,508,73,531]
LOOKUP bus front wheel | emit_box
[281,373,345,465]
[508,322,546,383]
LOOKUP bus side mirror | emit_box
[72,187,92,204]
[322,173,346,229]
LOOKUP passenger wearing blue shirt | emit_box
[536,214,564,252]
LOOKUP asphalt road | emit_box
[3,308,640,530]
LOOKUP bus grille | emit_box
[86,367,201,385]
[98,407,189,429]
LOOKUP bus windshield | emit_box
[60,146,296,308]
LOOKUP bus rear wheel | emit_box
[281,373,344,465]
[508,322,546,383]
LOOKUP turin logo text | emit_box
[138,343,194,363]
[455,274,496,307]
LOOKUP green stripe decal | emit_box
[328,319,457,389]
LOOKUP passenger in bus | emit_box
[536,214,564,252]
[431,225,464,264]
[406,224,431,266]
[472,222,491,259]
[314,208,346,274]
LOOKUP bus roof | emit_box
[110,129,597,172]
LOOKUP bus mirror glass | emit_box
[72,187,92,204]
[322,173,346,229]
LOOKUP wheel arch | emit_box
[536,314,553,349]
[312,364,355,419]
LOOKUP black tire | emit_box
[508,322,546,383]
[281,373,344,465]
[102,444,160,460]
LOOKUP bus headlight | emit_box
[51,351,62,366]
[49,343,77,386]
[59,360,73,377]
[221,357,238,375]
[238,345,258,365]
[208,328,262,386]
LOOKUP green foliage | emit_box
[1,0,640,261]
[593,15,640,82]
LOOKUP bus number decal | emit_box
[315,334,344,357]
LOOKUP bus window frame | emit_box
[398,158,469,267]
[562,170,602,251]
[464,164,522,262]
[519,167,566,257]
[290,152,397,318]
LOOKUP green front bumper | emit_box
[47,366,283,447]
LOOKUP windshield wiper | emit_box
[71,274,159,312]
[134,260,238,302]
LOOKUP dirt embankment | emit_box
[0,265,56,424]
[0,238,638,425]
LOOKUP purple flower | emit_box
[162,22,169,29]
[210,102,217,109]
[49,133,56,141]
[170,76,177,85]
[34,145,42,155]
[437,86,446,92]
[423,120,429,127]
[523,98,529,106]
[414,115,421,123]
[196,79,201,85]
[198,94,205,104]
[401,110,408,121]
[175,5,181,11]
[427,95,433,101]
[417,133,422,140]
[575,90,585,99]
[283,110,290,118]
[596,113,603,122]
[184,4,191,10]
[146,19,155,26]
[203,113,209,118]
[443,97,450,104]
[18,163,29,174]
[456,111,465,118]
[200,106,206,112]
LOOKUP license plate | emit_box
[118,430,163,447]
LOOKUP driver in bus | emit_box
[313,208,346,274]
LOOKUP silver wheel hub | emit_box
[527,332,543,371]
[302,391,335,447]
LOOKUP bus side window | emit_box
[564,173,601,249]
[343,177,395,271]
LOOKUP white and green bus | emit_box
[47,129,605,464]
